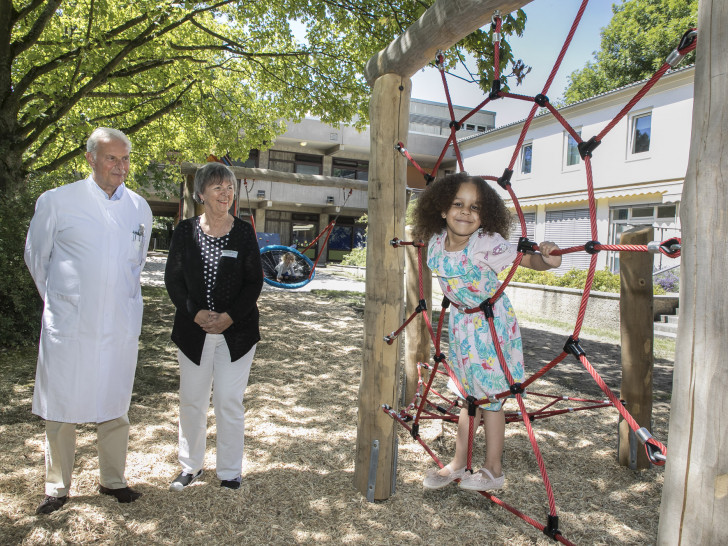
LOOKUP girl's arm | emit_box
[520,241,562,271]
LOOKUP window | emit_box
[333,158,369,181]
[631,113,651,154]
[294,154,322,175]
[268,151,322,175]
[565,130,581,167]
[269,151,294,173]
[608,203,680,272]
[509,212,535,245]
[240,150,258,168]
[520,143,532,174]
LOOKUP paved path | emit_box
[142,253,365,293]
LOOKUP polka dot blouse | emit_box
[195,218,230,312]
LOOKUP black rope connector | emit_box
[543,515,561,541]
[394,142,405,154]
[534,93,549,107]
[509,382,524,395]
[563,336,586,360]
[449,120,462,131]
[410,423,420,439]
[466,395,478,417]
[384,334,395,345]
[479,300,494,319]
[390,237,401,247]
[489,78,502,100]
[517,236,537,254]
[440,296,451,309]
[577,136,601,159]
[678,28,698,51]
[645,441,667,465]
[497,168,513,190]
[415,299,428,313]
[584,240,600,254]
[435,405,448,414]
[424,172,435,185]
[433,352,447,363]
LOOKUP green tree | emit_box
[0,0,529,195]
[564,0,697,104]
[0,1,529,348]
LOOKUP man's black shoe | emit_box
[98,485,142,503]
[36,495,68,514]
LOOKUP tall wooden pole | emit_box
[658,1,728,542]
[617,225,654,470]
[354,74,411,500]
[404,225,432,404]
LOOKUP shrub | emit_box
[654,270,679,293]
[340,246,366,267]
[0,190,44,348]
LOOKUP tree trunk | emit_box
[657,1,728,543]
[0,137,26,195]
[354,73,410,500]
[618,225,653,470]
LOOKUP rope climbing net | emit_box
[383,2,697,543]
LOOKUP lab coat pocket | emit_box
[43,292,80,338]
[129,234,144,266]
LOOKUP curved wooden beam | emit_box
[364,0,531,85]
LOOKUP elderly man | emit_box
[25,127,153,514]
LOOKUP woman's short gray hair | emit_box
[86,127,131,158]
[194,162,237,204]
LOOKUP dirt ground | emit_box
[0,283,674,545]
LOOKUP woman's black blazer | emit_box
[165,216,263,364]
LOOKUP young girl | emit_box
[413,172,561,492]
[275,252,297,282]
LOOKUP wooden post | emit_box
[182,174,197,220]
[404,225,432,404]
[658,1,728,542]
[617,225,654,470]
[354,74,410,500]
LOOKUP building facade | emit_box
[459,66,694,274]
[226,99,495,262]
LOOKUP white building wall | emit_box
[459,67,694,272]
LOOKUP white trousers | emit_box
[44,414,130,497]
[178,334,255,480]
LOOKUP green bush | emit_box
[501,264,666,295]
[0,190,44,348]
[340,246,366,267]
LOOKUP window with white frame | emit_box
[629,112,652,155]
[520,142,533,175]
[608,203,680,272]
[564,129,581,168]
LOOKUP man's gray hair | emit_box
[86,127,132,159]
[194,162,237,204]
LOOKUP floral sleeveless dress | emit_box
[427,230,524,410]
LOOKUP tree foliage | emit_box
[0,0,529,195]
[564,0,698,104]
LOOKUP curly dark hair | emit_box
[412,172,511,243]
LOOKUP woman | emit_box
[164,162,263,491]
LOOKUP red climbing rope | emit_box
[381,5,693,542]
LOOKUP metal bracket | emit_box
[366,440,380,502]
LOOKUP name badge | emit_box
[222,250,238,258]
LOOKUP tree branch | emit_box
[11,0,62,57]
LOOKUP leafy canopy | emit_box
[564,0,697,104]
[2,0,528,193]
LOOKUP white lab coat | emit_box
[25,177,153,423]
